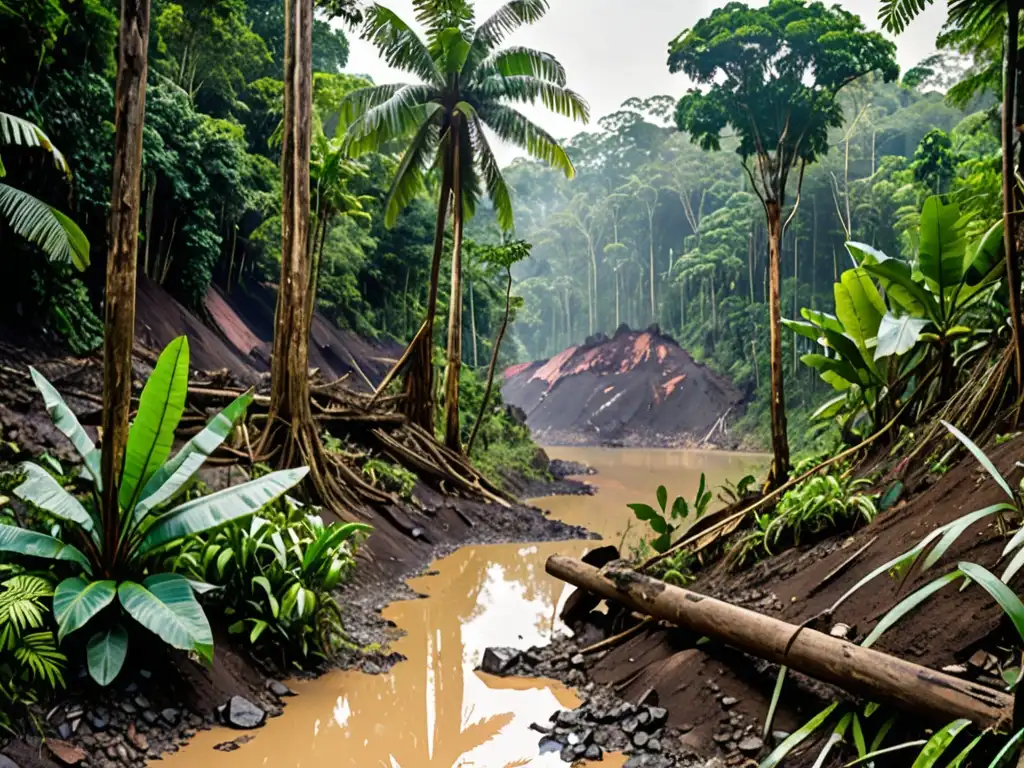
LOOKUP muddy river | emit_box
[159,447,765,768]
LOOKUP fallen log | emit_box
[546,555,1012,731]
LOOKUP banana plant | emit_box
[0,337,309,685]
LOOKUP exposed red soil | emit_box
[501,326,745,448]
[580,436,1024,764]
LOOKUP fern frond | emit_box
[878,0,934,34]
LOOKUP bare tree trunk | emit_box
[469,279,479,368]
[265,0,314,453]
[587,242,595,336]
[101,0,150,558]
[443,121,465,451]
[467,268,513,455]
[793,234,799,375]
[766,200,790,486]
[648,214,656,322]
[1003,0,1024,407]
[615,271,620,328]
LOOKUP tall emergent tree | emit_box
[879,0,1024,404]
[344,0,588,450]
[668,0,898,485]
[102,0,152,520]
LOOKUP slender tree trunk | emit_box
[748,224,755,305]
[142,171,155,277]
[467,269,513,455]
[648,213,656,322]
[101,0,150,554]
[443,119,465,451]
[615,271,620,328]
[265,0,314,448]
[588,240,596,335]
[765,200,790,486]
[793,234,799,375]
[469,279,478,368]
[1003,0,1024,406]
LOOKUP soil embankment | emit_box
[0,278,591,768]
[502,326,744,449]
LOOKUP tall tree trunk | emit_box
[443,121,465,451]
[1003,0,1024,405]
[265,0,314,454]
[649,215,656,322]
[469,279,479,368]
[588,239,596,335]
[615,271,620,328]
[399,160,452,431]
[467,268,514,455]
[765,200,790,486]
[101,0,150,554]
[793,234,799,375]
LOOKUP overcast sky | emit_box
[343,0,949,164]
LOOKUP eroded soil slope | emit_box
[502,326,744,448]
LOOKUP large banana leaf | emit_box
[782,318,821,343]
[963,221,1005,286]
[138,467,310,554]
[820,328,871,378]
[87,624,128,685]
[120,337,190,511]
[135,390,254,519]
[801,354,859,390]
[118,574,213,662]
[834,268,886,352]
[14,462,97,535]
[800,307,845,335]
[53,576,116,641]
[0,525,91,572]
[862,259,940,322]
[918,196,967,299]
[28,367,101,485]
[875,313,929,359]
[845,241,891,267]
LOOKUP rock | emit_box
[0,757,20,768]
[570,653,586,668]
[266,680,296,698]
[139,669,152,680]
[480,647,520,676]
[648,707,668,727]
[721,696,739,708]
[636,710,651,727]
[124,682,138,694]
[622,717,639,735]
[556,709,579,727]
[65,707,83,720]
[537,736,562,754]
[142,709,159,726]
[88,710,110,732]
[221,696,267,730]
[134,695,151,709]
[115,745,129,763]
[567,669,586,686]
[213,735,254,753]
[572,743,588,758]
[70,719,81,734]
[771,730,790,745]
[128,723,149,752]
[738,736,765,755]
[713,732,731,744]
[560,746,575,763]
[160,708,181,726]
[647,738,661,753]
[119,701,137,715]
[585,744,603,761]
[678,722,693,733]
[57,721,72,740]
[632,731,649,748]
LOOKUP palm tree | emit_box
[343,0,589,450]
[880,0,1024,403]
[0,113,89,270]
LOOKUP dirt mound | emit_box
[559,437,1024,765]
[502,326,745,447]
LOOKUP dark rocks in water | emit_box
[480,647,520,676]
[219,697,266,730]
[739,736,765,755]
[549,459,597,479]
[585,744,603,761]
[266,679,296,698]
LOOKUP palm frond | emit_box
[343,86,439,157]
[479,76,589,122]
[471,117,514,231]
[477,103,575,178]
[339,83,412,127]
[878,0,935,34]
[0,183,90,269]
[483,46,566,85]
[13,631,66,688]
[948,0,1004,30]
[0,112,69,176]
[465,0,550,71]
[383,105,444,227]
[456,118,482,220]
[362,4,442,86]
[413,0,475,50]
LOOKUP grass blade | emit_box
[760,702,838,768]
[942,420,1014,500]
[987,728,1024,767]
[762,666,787,741]
[959,562,1024,643]
[861,571,963,649]
[911,719,971,768]
[844,740,928,766]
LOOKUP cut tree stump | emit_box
[546,555,1012,730]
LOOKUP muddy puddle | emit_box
[159,447,765,768]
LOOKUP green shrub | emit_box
[361,458,416,499]
[168,497,371,664]
[629,475,713,555]
[0,337,308,685]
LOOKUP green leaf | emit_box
[252,576,280,618]
[648,516,670,535]
[0,183,89,270]
[987,728,1024,767]
[119,337,190,511]
[942,421,1014,500]
[762,666,787,740]
[53,577,116,641]
[628,503,659,522]
[911,719,971,768]
[843,740,929,766]
[812,394,848,422]
[670,497,687,520]
[13,462,95,533]
[28,367,100,484]
[651,532,671,553]
[922,504,1014,572]
[0,525,91,572]
[947,734,983,768]
[760,702,838,768]
[118,573,213,662]
[862,259,939,321]
[135,390,254,518]
[918,195,967,298]
[87,624,128,686]
[801,354,860,389]
[845,241,892,267]
[963,221,1004,286]
[656,486,667,512]
[835,268,886,350]
[875,313,929,360]
[959,562,1024,643]
[861,571,962,649]
[139,468,309,554]
[783,318,822,342]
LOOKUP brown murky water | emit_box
[159,448,765,768]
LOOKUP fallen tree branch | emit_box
[547,556,1012,730]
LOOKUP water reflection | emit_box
[157,448,764,768]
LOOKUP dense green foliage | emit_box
[0,338,307,685]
